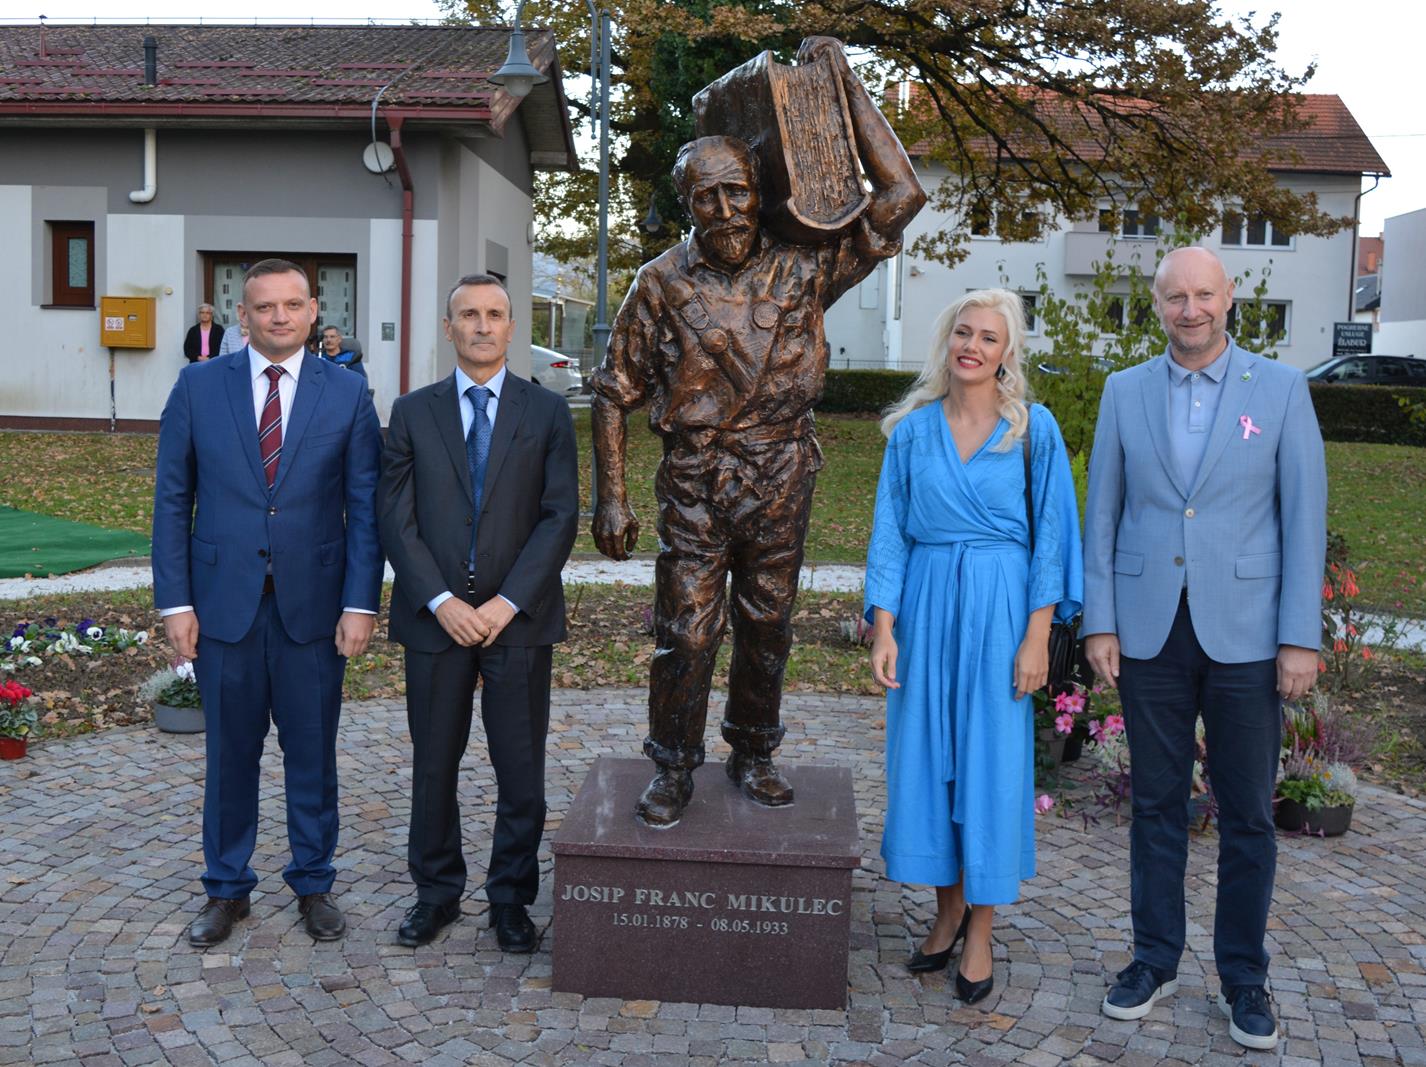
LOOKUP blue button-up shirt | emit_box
[1166,341,1231,490]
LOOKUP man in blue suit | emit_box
[152,258,384,948]
[1083,246,1327,1051]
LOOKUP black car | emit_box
[1305,354,1425,385]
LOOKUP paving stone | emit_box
[1,690,1423,1065]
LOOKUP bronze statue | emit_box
[590,37,925,827]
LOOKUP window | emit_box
[967,199,1039,241]
[1020,292,1039,334]
[48,221,95,307]
[205,253,358,338]
[1227,301,1289,345]
[1098,208,1160,239]
[1221,210,1292,248]
[1102,296,1156,333]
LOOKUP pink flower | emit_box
[1088,720,1103,742]
[1102,714,1125,737]
[1034,794,1054,815]
[1055,712,1075,735]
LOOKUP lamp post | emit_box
[495,3,611,514]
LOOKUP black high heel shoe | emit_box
[906,906,971,974]
[955,965,995,1004]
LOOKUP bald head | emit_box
[1152,246,1235,368]
[1153,246,1230,296]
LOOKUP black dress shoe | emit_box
[955,964,995,1005]
[298,892,346,941]
[726,753,794,807]
[635,768,694,827]
[397,900,461,947]
[489,903,537,953]
[907,906,971,974]
[188,896,251,948]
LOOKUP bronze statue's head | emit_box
[674,136,760,269]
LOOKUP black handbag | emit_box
[1022,436,1091,693]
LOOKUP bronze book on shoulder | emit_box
[693,49,869,244]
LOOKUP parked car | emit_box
[1305,354,1425,385]
[530,345,583,396]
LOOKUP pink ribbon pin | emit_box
[1240,415,1262,440]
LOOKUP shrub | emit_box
[1309,383,1426,447]
[818,370,915,415]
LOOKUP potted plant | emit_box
[0,680,37,759]
[1275,758,1357,836]
[140,661,204,734]
[1275,694,1369,836]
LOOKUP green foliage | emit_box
[1311,384,1426,447]
[816,370,916,415]
[1275,773,1354,811]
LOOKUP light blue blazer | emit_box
[1082,339,1327,663]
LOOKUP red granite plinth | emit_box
[551,756,860,1009]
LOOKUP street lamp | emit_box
[489,1,550,100]
[587,1,612,381]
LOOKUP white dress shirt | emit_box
[426,364,519,616]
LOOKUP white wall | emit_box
[825,167,1365,372]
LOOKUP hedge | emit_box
[1308,383,1426,448]
[818,369,916,414]
[820,370,1426,448]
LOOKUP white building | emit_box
[1377,208,1426,357]
[0,23,576,430]
[828,95,1390,372]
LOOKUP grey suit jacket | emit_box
[1082,339,1327,663]
[377,368,579,653]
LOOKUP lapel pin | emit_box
[1241,371,1252,382]
[1239,415,1262,440]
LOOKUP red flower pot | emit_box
[0,736,28,760]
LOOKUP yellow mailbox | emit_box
[99,296,156,349]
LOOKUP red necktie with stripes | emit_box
[259,365,284,487]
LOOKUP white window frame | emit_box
[1220,208,1295,250]
[1227,300,1291,346]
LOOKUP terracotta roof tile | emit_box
[901,87,1388,177]
[0,23,547,111]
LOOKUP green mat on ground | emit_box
[0,506,150,579]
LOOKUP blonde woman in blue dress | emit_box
[865,288,1082,1003]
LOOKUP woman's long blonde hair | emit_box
[879,287,1031,448]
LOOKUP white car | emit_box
[530,345,583,396]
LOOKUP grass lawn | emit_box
[1,423,1422,612]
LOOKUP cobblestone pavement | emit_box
[2,689,1423,1066]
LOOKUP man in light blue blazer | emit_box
[1083,247,1326,1051]
[153,259,383,949]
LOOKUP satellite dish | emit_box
[362,141,396,174]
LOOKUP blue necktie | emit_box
[465,385,492,569]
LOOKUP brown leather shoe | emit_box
[634,768,693,827]
[298,892,346,941]
[188,896,251,948]
[726,753,794,807]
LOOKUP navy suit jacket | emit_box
[152,348,384,644]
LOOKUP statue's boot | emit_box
[635,767,694,827]
[726,753,795,807]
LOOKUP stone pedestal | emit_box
[552,757,860,1009]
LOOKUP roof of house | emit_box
[0,23,576,169]
[904,90,1388,178]
[1267,95,1390,176]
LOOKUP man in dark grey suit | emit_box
[378,273,579,953]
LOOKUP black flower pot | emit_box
[1061,721,1090,763]
[1275,797,1353,836]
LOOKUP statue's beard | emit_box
[701,220,756,266]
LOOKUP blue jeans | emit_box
[1119,592,1281,988]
